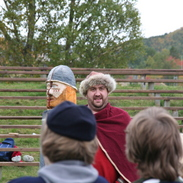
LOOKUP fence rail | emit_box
[1,66,183,179]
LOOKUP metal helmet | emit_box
[47,65,77,90]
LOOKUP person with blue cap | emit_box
[8,101,109,183]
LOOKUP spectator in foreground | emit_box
[125,106,183,183]
[8,101,109,183]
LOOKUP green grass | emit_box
[1,81,183,182]
[0,82,45,183]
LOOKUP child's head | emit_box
[125,107,183,181]
[41,101,98,164]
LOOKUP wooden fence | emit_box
[1,66,183,179]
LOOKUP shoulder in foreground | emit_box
[8,176,45,183]
[95,176,109,183]
[133,177,183,183]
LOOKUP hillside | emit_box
[143,27,183,56]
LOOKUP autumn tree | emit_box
[170,46,180,59]
[0,0,143,67]
[145,56,155,69]
[143,49,178,69]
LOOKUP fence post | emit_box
[140,75,147,90]
[172,110,179,118]
[164,100,170,107]
[0,167,2,180]
[154,93,160,106]
[148,82,155,96]
[173,76,178,86]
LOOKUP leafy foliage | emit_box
[0,0,143,68]
[144,27,183,57]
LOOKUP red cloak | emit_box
[94,103,139,183]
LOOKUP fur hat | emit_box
[47,101,96,141]
[79,71,116,97]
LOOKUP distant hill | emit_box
[143,27,183,57]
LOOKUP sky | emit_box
[135,0,183,38]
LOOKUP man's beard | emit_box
[90,98,108,111]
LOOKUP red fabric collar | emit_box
[95,103,139,182]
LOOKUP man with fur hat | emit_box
[79,71,139,183]
[8,101,108,183]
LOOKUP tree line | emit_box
[0,0,144,68]
[132,28,183,69]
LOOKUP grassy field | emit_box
[0,81,183,183]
